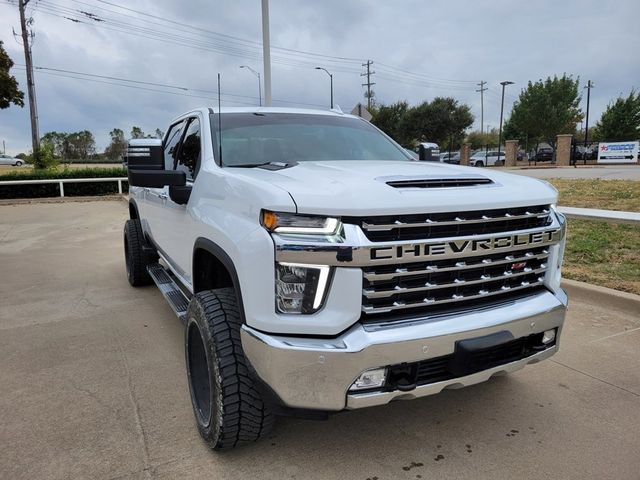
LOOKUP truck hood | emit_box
[230,161,557,215]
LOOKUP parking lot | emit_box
[1,200,639,480]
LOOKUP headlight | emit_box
[275,262,331,314]
[261,210,341,235]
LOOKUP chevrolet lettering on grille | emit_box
[369,229,561,262]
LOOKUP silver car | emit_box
[0,154,24,166]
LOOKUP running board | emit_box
[147,264,189,323]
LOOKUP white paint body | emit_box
[133,107,562,336]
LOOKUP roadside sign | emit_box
[351,103,372,121]
[597,141,639,164]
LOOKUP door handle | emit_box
[159,193,168,200]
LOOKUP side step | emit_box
[147,264,190,323]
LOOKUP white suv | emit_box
[470,150,505,167]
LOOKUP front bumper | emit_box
[241,288,568,411]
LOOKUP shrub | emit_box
[32,144,59,170]
[0,167,128,199]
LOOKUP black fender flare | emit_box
[193,237,246,324]
[128,198,140,220]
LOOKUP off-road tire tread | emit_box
[189,288,274,450]
[124,219,153,286]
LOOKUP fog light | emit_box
[349,368,387,391]
[542,329,556,344]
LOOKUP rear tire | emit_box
[15,160,23,166]
[123,219,154,286]
[185,288,274,450]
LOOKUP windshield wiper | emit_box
[228,161,298,170]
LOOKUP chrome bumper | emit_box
[241,289,568,411]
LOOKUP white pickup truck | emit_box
[124,107,567,450]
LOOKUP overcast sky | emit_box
[1,0,639,154]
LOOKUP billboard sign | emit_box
[597,141,639,164]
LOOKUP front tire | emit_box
[476,160,485,167]
[15,160,23,166]
[185,288,274,450]
[123,219,154,286]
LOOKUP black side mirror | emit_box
[169,185,192,205]
[128,170,186,188]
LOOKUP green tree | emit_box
[593,90,640,141]
[41,131,68,158]
[370,101,409,144]
[155,128,164,139]
[131,126,145,139]
[66,130,96,159]
[0,40,24,109]
[503,75,583,149]
[400,97,474,147]
[465,128,500,149]
[104,128,128,160]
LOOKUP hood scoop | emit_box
[384,175,494,189]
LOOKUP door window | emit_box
[163,121,184,170]
[175,118,201,180]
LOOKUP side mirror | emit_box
[169,185,192,205]
[128,170,186,188]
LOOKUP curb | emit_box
[0,195,126,206]
[562,278,640,314]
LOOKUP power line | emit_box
[13,64,327,108]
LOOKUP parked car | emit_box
[470,150,505,167]
[439,151,461,164]
[532,147,554,162]
[0,154,24,166]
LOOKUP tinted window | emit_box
[176,118,201,180]
[211,113,410,166]
[163,121,184,170]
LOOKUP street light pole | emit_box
[315,67,333,109]
[240,65,262,106]
[498,81,514,157]
[261,0,272,106]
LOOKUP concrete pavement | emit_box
[1,200,639,480]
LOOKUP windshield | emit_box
[210,113,411,166]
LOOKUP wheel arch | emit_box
[128,199,139,220]
[192,237,246,323]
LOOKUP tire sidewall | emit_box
[185,296,224,444]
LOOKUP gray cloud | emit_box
[1,0,638,154]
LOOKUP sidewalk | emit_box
[558,206,640,225]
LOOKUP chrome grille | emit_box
[347,204,552,242]
[361,243,550,318]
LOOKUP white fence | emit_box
[0,177,128,197]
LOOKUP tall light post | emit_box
[261,0,272,106]
[240,65,262,106]
[315,67,333,109]
[498,81,514,156]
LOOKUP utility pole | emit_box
[261,0,272,107]
[361,60,375,109]
[18,0,40,153]
[497,81,514,154]
[476,81,487,134]
[584,80,594,145]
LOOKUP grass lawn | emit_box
[548,179,640,212]
[564,218,640,295]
